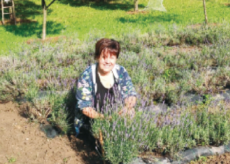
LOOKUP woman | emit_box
[75,38,137,136]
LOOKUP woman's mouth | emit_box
[104,65,111,68]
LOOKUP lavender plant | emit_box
[91,97,230,163]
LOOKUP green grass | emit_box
[0,0,230,53]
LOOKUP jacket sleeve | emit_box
[119,66,137,100]
[76,69,94,110]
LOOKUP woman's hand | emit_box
[118,107,128,116]
[124,96,136,109]
[118,107,135,118]
[118,96,136,118]
[82,107,104,119]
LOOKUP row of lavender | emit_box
[0,24,230,162]
[92,98,230,163]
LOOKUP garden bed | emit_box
[1,24,230,164]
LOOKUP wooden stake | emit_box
[42,0,47,40]
[134,0,138,11]
[12,0,16,25]
[1,0,5,25]
[99,130,106,164]
[203,0,208,24]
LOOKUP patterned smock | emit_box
[74,63,137,135]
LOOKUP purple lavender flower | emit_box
[132,135,135,140]
[141,100,146,108]
[112,122,116,131]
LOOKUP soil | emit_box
[0,18,37,25]
[186,23,221,29]
[165,45,202,56]
[126,11,149,15]
[0,102,101,164]
[26,36,67,45]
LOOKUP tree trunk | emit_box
[12,0,16,25]
[134,0,138,11]
[9,7,13,20]
[42,0,47,40]
[203,0,208,24]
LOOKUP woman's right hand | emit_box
[82,107,104,119]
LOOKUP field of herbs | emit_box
[1,24,230,163]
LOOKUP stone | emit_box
[182,93,203,105]
[40,124,58,138]
[211,94,225,101]
[221,90,230,100]
[151,103,168,114]
[210,146,224,155]
[127,157,146,164]
[173,146,224,163]
[224,142,230,153]
[151,157,170,164]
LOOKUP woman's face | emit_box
[97,48,117,75]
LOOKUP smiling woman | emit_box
[74,38,137,137]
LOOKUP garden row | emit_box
[1,24,230,163]
[92,97,230,163]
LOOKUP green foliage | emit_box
[0,24,230,117]
[92,114,140,163]
[1,0,230,53]
[47,92,69,133]
[7,156,16,163]
[1,0,230,162]
[91,99,230,163]
[1,25,230,163]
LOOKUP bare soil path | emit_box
[0,102,100,164]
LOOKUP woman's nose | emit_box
[104,57,110,63]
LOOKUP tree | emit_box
[42,0,56,40]
[134,0,138,11]
[203,0,208,24]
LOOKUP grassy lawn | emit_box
[0,0,230,52]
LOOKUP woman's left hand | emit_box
[118,107,135,118]
[124,96,136,109]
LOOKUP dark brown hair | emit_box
[95,38,120,59]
